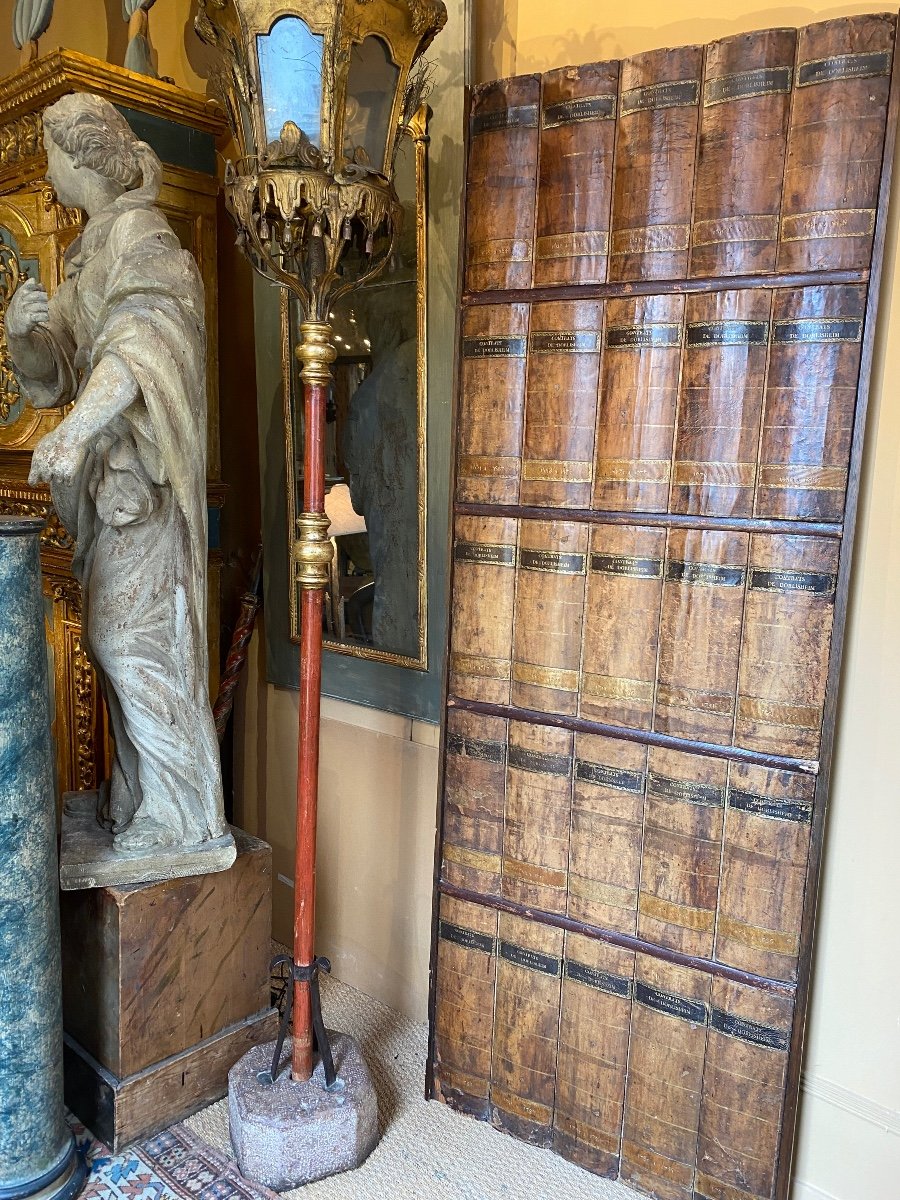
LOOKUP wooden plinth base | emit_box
[60,827,277,1147]
[64,1008,280,1151]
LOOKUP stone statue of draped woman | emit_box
[6,94,230,866]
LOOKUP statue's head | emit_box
[42,93,161,210]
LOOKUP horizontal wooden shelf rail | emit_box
[462,267,870,307]
[453,502,845,539]
[447,696,820,775]
[437,880,797,997]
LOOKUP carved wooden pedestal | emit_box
[59,829,278,1150]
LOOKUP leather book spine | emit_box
[580,524,666,730]
[690,29,796,277]
[569,732,647,934]
[432,895,499,1117]
[593,294,685,513]
[610,45,703,281]
[620,957,711,1200]
[466,75,540,292]
[735,533,839,759]
[490,912,564,1143]
[553,934,634,1177]
[696,980,794,1200]
[502,720,573,915]
[779,14,895,272]
[511,519,589,716]
[449,514,519,705]
[441,710,508,897]
[535,61,619,285]
[672,289,772,518]
[637,746,727,959]
[717,762,814,982]
[457,304,529,504]
[656,529,749,744]
[757,284,865,521]
[521,300,603,508]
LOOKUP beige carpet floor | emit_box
[185,972,642,1200]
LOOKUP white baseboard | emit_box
[793,1181,842,1200]
[801,1071,900,1135]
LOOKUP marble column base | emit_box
[59,792,237,890]
[0,1136,85,1200]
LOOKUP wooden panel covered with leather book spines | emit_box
[431,15,898,1200]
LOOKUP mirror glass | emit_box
[283,112,427,668]
[257,16,324,145]
[344,36,401,170]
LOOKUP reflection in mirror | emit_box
[283,111,427,669]
[256,16,324,144]
[344,36,401,170]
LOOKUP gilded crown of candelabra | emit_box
[195,0,446,318]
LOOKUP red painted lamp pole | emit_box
[290,322,336,1081]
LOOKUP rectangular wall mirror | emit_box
[281,107,428,669]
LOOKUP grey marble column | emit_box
[0,517,84,1200]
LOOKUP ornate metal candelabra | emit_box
[196,0,446,1085]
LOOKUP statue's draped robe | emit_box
[19,194,224,845]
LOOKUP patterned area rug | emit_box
[68,1114,277,1200]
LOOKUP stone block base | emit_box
[229,1035,379,1190]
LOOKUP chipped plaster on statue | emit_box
[6,94,232,877]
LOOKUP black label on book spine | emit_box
[749,568,836,596]
[648,772,726,808]
[454,542,516,567]
[590,553,663,579]
[472,104,539,134]
[687,321,768,347]
[704,66,792,105]
[605,323,683,349]
[529,331,600,354]
[508,746,572,777]
[773,318,863,344]
[798,51,892,87]
[542,94,616,127]
[565,960,632,996]
[575,759,646,793]
[635,982,708,1024]
[439,921,496,955]
[666,560,746,587]
[728,788,813,824]
[462,336,527,359]
[621,79,700,113]
[500,942,561,976]
[519,549,586,575]
[710,1007,790,1051]
[446,733,507,764]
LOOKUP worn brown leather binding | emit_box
[521,300,603,507]
[580,524,665,730]
[432,16,898,1200]
[672,290,771,517]
[610,45,702,281]
[593,294,684,512]
[510,519,588,716]
[466,76,540,292]
[536,62,618,284]
[691,28,796,278]
[456,304,528,504]
[757,285,865,520]
[779,14,895,272]
[448,514,518,704]
[442,709,507,896]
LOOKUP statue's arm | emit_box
[28,354,139,489]
[7,278,78,408]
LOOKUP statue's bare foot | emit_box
[113,817,177,852]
